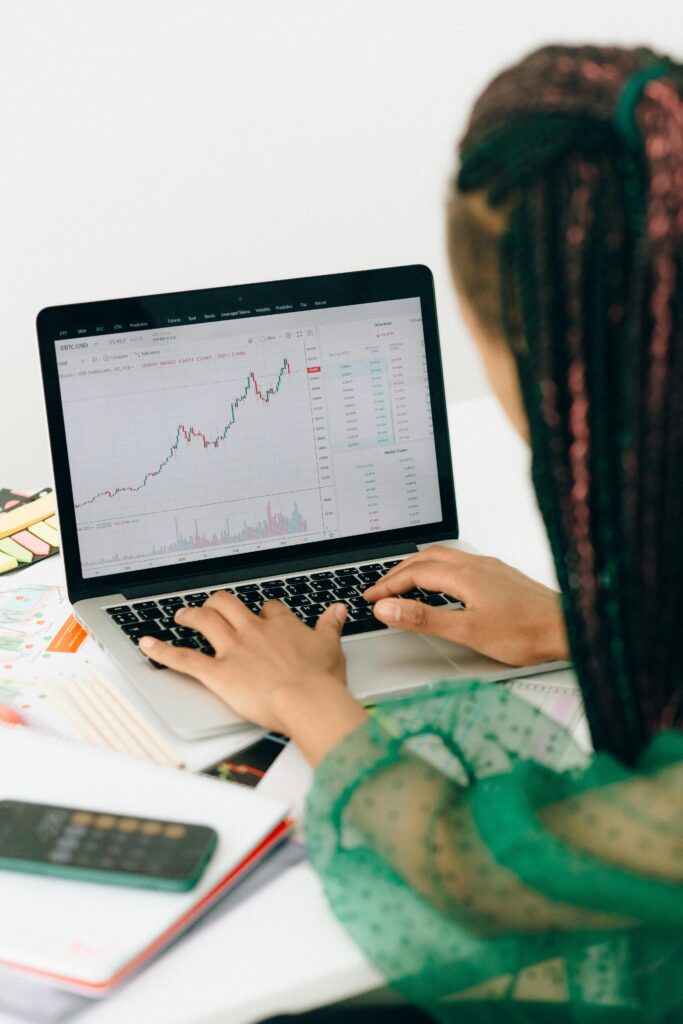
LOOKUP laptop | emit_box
[37,265,567,740]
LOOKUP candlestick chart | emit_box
[65,341,325,574]
[75,358,292,510]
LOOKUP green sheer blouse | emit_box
[305,681,683,1023]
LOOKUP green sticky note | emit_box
[0,537,33,564]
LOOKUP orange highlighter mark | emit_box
[46,615,88,654]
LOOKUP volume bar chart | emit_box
[174,501,308,553]
[79,498,313,570]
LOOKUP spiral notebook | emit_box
[0,731,291,996]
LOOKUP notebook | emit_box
[0,730,290,996]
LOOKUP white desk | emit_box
[0,396,561,1024]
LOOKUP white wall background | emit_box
[1,0,681,487]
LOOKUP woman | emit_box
[140,45,683,1022]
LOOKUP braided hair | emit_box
[450,45,683,765]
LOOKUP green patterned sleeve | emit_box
[305,681,683,1021]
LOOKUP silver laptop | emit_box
[37,265,567,739]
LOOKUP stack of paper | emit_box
[0,730,290,996]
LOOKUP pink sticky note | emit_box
[11,530,50,557]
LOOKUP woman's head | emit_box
[449,45,683,763]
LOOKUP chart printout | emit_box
[55,298,443,578]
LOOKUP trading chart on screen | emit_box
[56,297,442,577]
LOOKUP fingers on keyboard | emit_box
[107,558,468,652]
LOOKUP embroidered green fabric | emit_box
[305,681,683,1022]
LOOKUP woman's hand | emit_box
[138,593,367,766]
[364,546,569,666]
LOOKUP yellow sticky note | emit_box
[0,493,55,540]
[28,520,60,548]
[0,552,18,573]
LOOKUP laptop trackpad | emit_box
[345,630,514,702]
[346,631,459,700]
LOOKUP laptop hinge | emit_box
[120,541,419,599]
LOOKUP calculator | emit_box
[0,800,218,891]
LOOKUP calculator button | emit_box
[94,815,116,830]
[141,821,162,836]
[70,812,93,827]
[48,850,72,862]
[63,824,87,837]
[164,824,187,839]
[54,838,79,853]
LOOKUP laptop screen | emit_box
[54,295,443,580]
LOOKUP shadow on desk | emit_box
[260,991,432,1023]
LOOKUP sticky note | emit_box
[0,493,55,540]
[11,530,50,557]
[0,537,33,564]
[0,552,18,573]
[28,521,60,547]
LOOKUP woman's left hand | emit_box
[138,593,368,765]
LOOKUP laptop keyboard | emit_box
[104,558,463,669]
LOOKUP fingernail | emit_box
[374,599,400,623]
[175,607,187,619]
[333,602,346,623]
[139,636,156,650]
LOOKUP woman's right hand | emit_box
[363,546,569,666]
